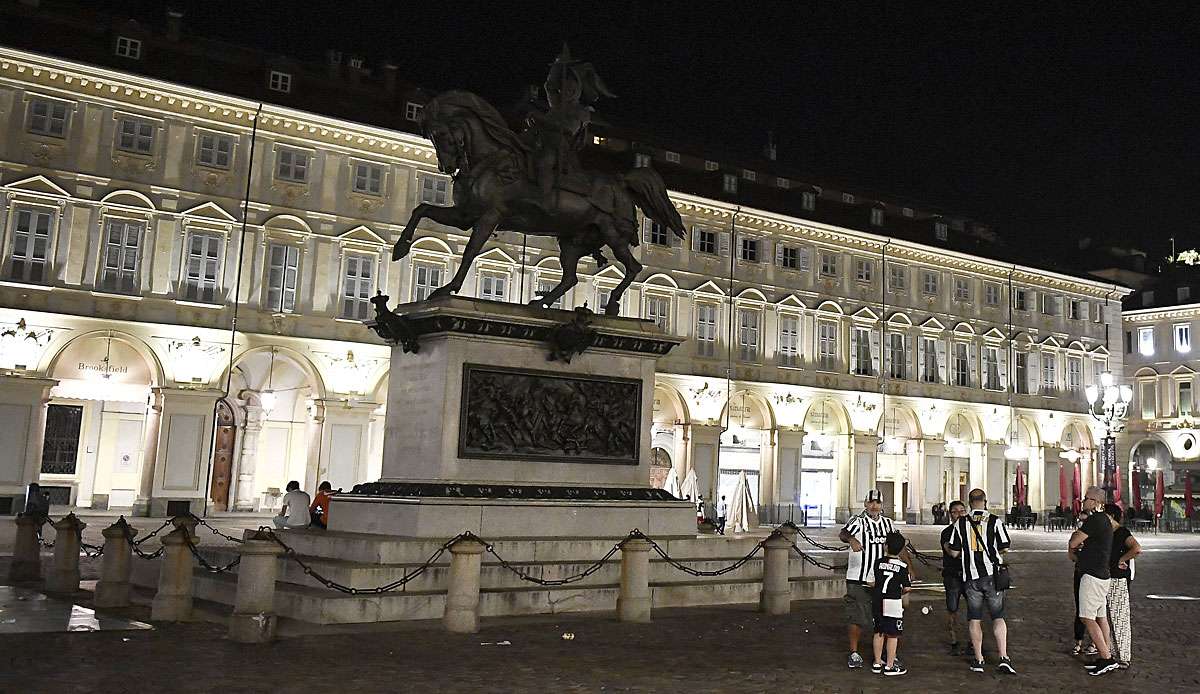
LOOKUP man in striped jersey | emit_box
[946,488,1015,675]
[839,489,895,669]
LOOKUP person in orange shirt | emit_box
[309,481,334,529]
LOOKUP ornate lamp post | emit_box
[1084,371,1133,503]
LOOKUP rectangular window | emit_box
[1067,356,1082,392]
[1140,381,1156,419]
[888,264,906,291]
[1014,288,1028,311]
[1179,287,1192,303]
[413,263,444,302]
[1041,352,1057,391]
[1141,290,1155,306]
[6,207,52,284]
[117,118,155,155]
[704,160,719,171]
[696,303,718,357]
[1139,327,1155,356]
[887,332,907,380]
[697,229,718,255]
[420,175,451,205]
[405,102,423,122]
[740,237,760,262]
[818,321,838,371]
[841,192,855,204]
[778,314,800,367]
[870,208,884,226]
[855,258,873,283]
[801,191,816,211]
[742,169,756,181]
[1175,324,1191,353]
[596,287,619,313]
[934,221,948,240]
[115,36,141,59]
[181,233,222,303]
[1094,303,1105,323]
[265,243,299,313]
[478,272,507,301]
[722,174,738,194]
[341,254,375,320]
[1180,382,1193,417]
[534,278,564,309]
[953,277,970,302]
[984,346,1001,390]
[1040,293,1058,315]
[953,342,969,387]
[664,151,680,164]
[921,337,941,384]
[1015,352,1030,394]
[984,283,1000,306]
[634,153,651,168]
[645,295,671,330]
[852,327,873,376]
[1124,330,1132,354]
[351,162,384,195]
[276,149,309,183]
[778,245,808,271]
[922,270,938,295]
[269,70,292,93]
[99,219,144,294]
[28,99,69,137]
[819,252,838,278]
[775,177,790,189]
[197,133,233,169]
[647,220,669,246]
[738,309,759,361]
[901,207,914,218]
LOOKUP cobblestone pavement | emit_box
[2,524,1199,693]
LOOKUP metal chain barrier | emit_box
[80,540,104,558]
[182,534,242,574]
[789,541,848,572]
[187,513,245,544]
[131,519,173,547]
[906,542,937,567]
[482,537,624,586]
[121,522,165,560]
[638,530,766,577]
[793,525,849,552]
[264,527,465,595]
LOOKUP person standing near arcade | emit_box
[839,489,895,669]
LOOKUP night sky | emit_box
[86,1,1198,261]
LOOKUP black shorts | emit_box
[875,615,903,636]
[943,573,964,613]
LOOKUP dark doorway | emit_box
[41,404,83,475]
[209,399,236,511]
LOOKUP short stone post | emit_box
[616,533,652,623]
[171,514,200,541]
[95,518,137,608]
[151,527,193,621]
[8,514,44,583]
[443,534,487,633]
[760,530,794,615]
[46,513,86,594]
[227,529,285,643]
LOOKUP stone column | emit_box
[905,439,924,524]
[46,513,86,594]
[0,376,56,512]
[133,388,164,517]
[151,527,193,621]
[687,424,723,501]
[227,529,285,643]
[443,535,486,633]
[8,514,43,583]
[616,536,652,623]
[95,518,137,608]
[233,404,263,511]
[759,530,794,615]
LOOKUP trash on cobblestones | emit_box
[1,618,16,624]
[480,640,512,646]
[561,632,575,640]
[921,606,931,614]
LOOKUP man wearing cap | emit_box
[1068,486,1119,676]
[946,488,1015,674]
[839,489,895,669]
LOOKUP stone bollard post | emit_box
[46,513,87,594]
[8,514,44,583]
[171,514,200,541]
[151,527,193,621]
[95,518,137,608]
[616,534,653,623]
[442,534,487,633]
[760,530,794,615]
[227,529,285,643]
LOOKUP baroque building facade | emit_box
[0,46,1130,521]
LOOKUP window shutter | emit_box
[849,327,859,374]
[968,343,978,388]
[1079,301,1088,320]
[917,338,926,381]
[774,241,785,266]
[719,232,731,257]
[935,340,947,384]
[691,226,700,252]
[1027,352,1040,394]
[998,348,1009,391]
[869,329,881,376]
[641,218,651,244]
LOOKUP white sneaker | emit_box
[848,652,865,669]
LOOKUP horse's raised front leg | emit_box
[429,209,502,299]
[606,239,643,316]
[530,241,583,308]
[392,203,478,261]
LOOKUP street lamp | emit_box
[1084,370,1133,503]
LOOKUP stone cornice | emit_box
[1123,303,1200,322]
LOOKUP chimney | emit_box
[166,9,183,42]
[763,131,777,161]
[380,62,398,96]
[325,49,343,79]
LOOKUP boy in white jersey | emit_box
[871,531,912,676]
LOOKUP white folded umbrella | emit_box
[679,468,699,504]
[663,467,681,498]
[727,470,758,533]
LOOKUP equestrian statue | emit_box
[391,46,686,316]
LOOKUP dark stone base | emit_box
[346,480,680,503]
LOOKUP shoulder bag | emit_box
[970,516,1011,591]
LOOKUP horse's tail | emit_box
[622,167,685,240]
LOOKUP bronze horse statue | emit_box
[390,91,685,315]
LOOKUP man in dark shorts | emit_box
[940,500,967,654]
[839,490,895,669]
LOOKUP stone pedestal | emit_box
[443,535,486,633]
[151,527,193,621]
[616,537,652,622]
[328,297,694,540]
[8,514,43,583]
[759,531,793,615]
[46,513,85,594]
[228,529,285,643]
[95,519,136,608]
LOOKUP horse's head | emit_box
[424,118,468,177]
[421,91,529,178]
